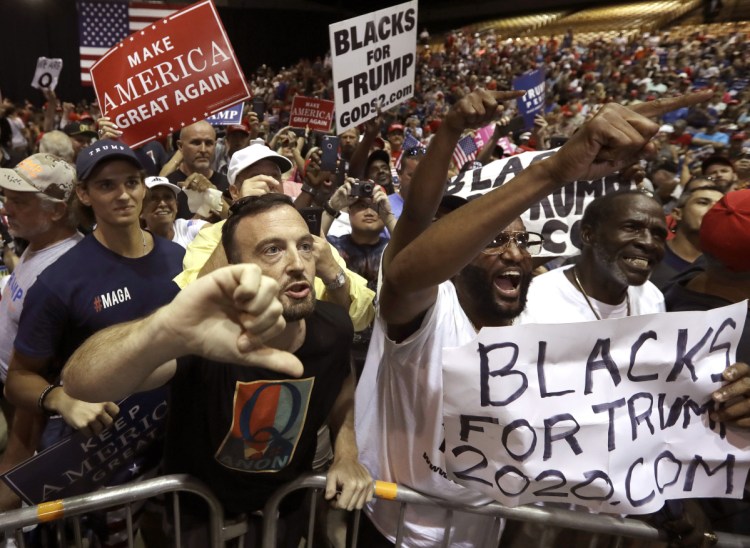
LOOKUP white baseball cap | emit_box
[227,143,293,187]
[145,176,181,197]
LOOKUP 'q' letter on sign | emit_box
[31,57,64,91]
[329,0,417,134]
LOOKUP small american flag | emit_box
[77,0,180,85]
[394,132,422,170]
[452,134,478,169]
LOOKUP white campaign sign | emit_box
[445,149,636,257]
[442,302,750,514]
[329,0,417,134]
[31,57,63,91]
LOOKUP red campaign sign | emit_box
[90,0,250,148]
[289,96,335,132]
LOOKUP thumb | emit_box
[324,469,339,500]
[234,342,304,377]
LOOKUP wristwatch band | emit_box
[323,201,340,219]
[324,269,346,291]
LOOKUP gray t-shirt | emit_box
[0,233,83,382]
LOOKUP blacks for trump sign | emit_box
[445,149,637,257]
[329,1,417,134]
[442,303,750,514]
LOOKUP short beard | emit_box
[454,264,530,323]
[281,286,316,322]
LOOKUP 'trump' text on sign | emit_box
[329,0,417,134]
[442,303,750,514]
[90,0,250,147]
[444,149,638,257]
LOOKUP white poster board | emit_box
[31,57,63,91]
[329,1,417,134]
[444,149,636,257]
[442,302,750,514]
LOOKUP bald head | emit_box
[178,120,217,176]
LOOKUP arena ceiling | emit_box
[176,0,630,28]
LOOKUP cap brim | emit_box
[0,168,39,193]
[148,181,182,196]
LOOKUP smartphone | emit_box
[550,136,569,148]
[299,207,323,236]
[497,115,525,136]
[320,135,339,172]
[251,97,265,122]
[290,127,306,138]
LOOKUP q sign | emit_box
[31,57,63,91]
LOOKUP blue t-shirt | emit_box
[15,233,184,375]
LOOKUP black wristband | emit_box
[38,384,58,414]
[324,202,340,218]
[301,183,318,197]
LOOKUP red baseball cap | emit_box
[226,124,250,135]
[700,190,750,272]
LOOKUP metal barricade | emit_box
[262,473,750,548]
[0,474,247,548]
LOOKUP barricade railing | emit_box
[0,474,242,548]
[262,473,750,548]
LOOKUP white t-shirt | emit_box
[172,218,207,249]
[356,281,503,548]
[0,233,83,381]
[518,265,665,325]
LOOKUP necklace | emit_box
[572,267,630,320]
[140,229,148,256]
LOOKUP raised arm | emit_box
[380,89,523,327]
[63,264,303,403]
[382,92,713,328]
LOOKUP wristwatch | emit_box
[324,269,346,291]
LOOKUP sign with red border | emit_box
[91,0,250,148]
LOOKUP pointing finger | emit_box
[630,90,712,119]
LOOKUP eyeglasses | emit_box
[482,231,544,256]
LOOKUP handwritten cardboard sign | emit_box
[289,96,335,132]
[444,149,636,257]
[2,389,167,504]
[31,57,63,91]
[329,0,417,134]
[90,0,250,148]
[442,302,750,514]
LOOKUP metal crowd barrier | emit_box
[0,474,247,548]
[2,472,749,547]
[262,473,750,548]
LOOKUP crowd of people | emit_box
[1,6,750,548]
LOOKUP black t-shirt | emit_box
[165,300,353,513]
[166,169,229,220]
[664,267,750,363]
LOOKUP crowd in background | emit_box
[1,6,750,547]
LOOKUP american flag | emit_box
[77,0,180,85]
[452,134,478,169]
[394,132,422,170]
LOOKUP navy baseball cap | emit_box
[76,139,142,181]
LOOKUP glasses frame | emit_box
[481,231,545,256]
